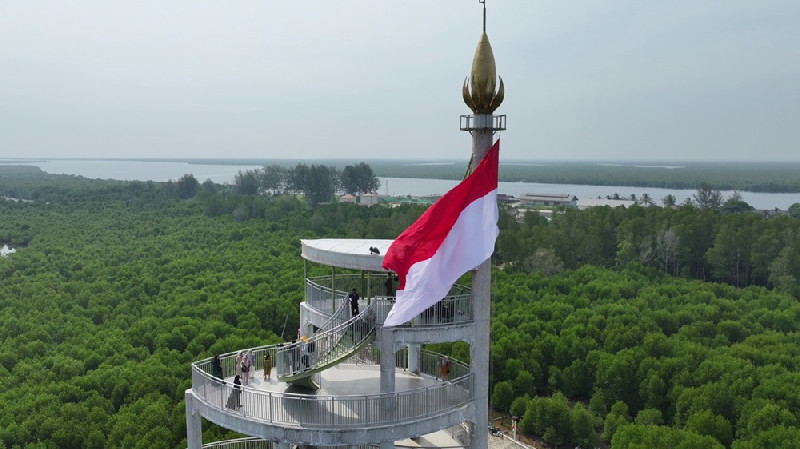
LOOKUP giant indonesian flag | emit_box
[382,140,500,327]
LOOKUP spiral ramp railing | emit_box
[275,305,376,386]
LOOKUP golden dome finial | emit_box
[463,0,504,114]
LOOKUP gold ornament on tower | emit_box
[462,3,504,115]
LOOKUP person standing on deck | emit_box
[347,288,360,317]
[235,351,243,380]
[439,356,451,381]
[384,273,395,297]
[247,349,255,380]
[211,354,223,381]
[226,375,242,409]
[263,352,272,380]
[240,353,250,386]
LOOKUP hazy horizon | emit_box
[3,156,800,165]
[2,1,799,162]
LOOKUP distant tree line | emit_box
[607,183,757,214]
[149,162,381,208]
[232,162,380,206]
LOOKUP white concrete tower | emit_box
[185,4,505,449]
[460,2,506,448]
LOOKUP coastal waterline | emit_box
[381,178,799,211]
[13,159,265,185]
[2,159,797,211]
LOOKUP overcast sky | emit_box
[2,1,798,162]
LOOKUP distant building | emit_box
[338,193,381,207]
[359,193,380,206]
[518,193,577,207]
[496,193,516,204]
[339,194,357,204]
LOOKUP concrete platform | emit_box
[245,364,432,396]
[203,364,463,449]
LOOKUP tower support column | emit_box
[407,343,421,374]
[379,327,396,394]
[461,116,503,449]
[470,116,495,161]
[185,390,203,449]
[379,327,397,449]
[471,259,491,449]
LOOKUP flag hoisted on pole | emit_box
[382,139,500,327]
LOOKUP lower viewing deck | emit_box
[187,241,480,448]
[188,349,474,447]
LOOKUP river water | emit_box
[383,178,799,211]
[2,159,797,211]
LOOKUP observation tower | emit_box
[184,4,504,449]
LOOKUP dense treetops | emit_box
[489,266,799,448]
[0,173,797,448]
[495,200,800,297]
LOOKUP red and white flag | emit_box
[382,140,500,327]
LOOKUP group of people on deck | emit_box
[213,274,401,410]
[210,349,274,409]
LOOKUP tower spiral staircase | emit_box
[185,239,479,449]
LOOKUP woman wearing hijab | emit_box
[226,375,242,409]
[211,354,223,380]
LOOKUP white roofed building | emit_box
[518,193,577,207]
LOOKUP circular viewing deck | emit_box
[186,239,478,448]
[189,348,473,446]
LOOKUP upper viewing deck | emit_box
[300,238,394,272]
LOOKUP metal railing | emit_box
[191,349,473,429]
[312,446,380,449]
[201,438,273,449]
[214,347,279,381]
[275,305,376,378]
[306,275,473,327]
[297,277,473,383]
[307,296,350,335]
[410,292,473,326]
[306,273,386,313]
[305,277,347,314]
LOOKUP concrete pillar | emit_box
[184,390,203,449]
[379,327,396,394]
[407,343,421,374]
[470,116,494,162]
[469,121,493,449]
[379,326,396,430]
[276,442,290,449]
[471,260,491,449]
